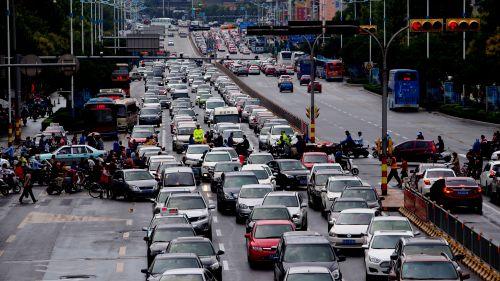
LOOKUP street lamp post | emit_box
[70,0,75,117]
[6,0,13,143]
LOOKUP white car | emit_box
[328,208,377,249]
[168,40,174,46]
[417,168,456,194]
[148,155,177,177]
[266,125,297,147]
[284,266,336,281]
[308,163,345,183]
[235,184,274,223]
[321,176,364,213]
[200,151,232,180]
[491,150,500,160]
[366,216,418,245]
[364,231,414,280]
[241,164,275,186]
[479,160,500,190]
[183,144,210,166]
[248,65,260,75]
[211,147,239,162]
[262,191,308,230]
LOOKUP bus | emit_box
[115,98,138,131]
[388,69,420,110]
[296,56,312,79]
[315,59,344,81]
[247,36,266,54]
[111,63,131,97]
[277,51,293,66]
[83,98,118,138]
[97,89,126,100]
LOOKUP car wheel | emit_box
[476,205,483,215]
[365,272,374,281]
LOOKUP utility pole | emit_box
[426,0,429,58]
[163,0,165,17]
[90,0,94,55]
[70,0,75,117]
[81,0,84,54]
[6,0,13,143]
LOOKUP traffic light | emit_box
[359,25,377,35]
[446,18,480,32]
[409,19,443,32]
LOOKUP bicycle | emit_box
[87,182,109,199]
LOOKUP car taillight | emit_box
[443,186,454,194]
[475,186,482,193]
[423,179,431,185]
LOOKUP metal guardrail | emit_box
[403,188,500,279]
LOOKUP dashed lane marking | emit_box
[116,262,124,273]
[216,229,222,237]
[202,185,210,192]
[123,232,129,239]
[222,260,229,271]
[6,235,16,243]
[119,246,126,256]
[213,216,218,223]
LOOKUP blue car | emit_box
[35,145,107,164]
[279,81,294,93]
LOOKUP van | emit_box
[211,107,239,124]
[115,98,138,131]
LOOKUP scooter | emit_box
[0,175,22,196]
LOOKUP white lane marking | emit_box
[126,219,133,226]
[116,262,124,273]
[482,202,500,216]
[6,235,16,243]
[213,216,218,223]
[119,246,126,256]
[202,185,210,192]
[216,229,222,237]
[222,260,229,271]
[218,243,225,252]
[395,133,401,136]
[123,232,130,239]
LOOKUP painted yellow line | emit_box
[6,235,16,243]
[119,246,126,256]
[116,262,124,273]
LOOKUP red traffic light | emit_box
[446,18,480,32]
[410,21,422,32]
[409,19,443,32]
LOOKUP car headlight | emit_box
[285,174,294,179]
[209,261,221,270]
[369,255,382,263]
[238,203,248,209]
[332,269,340,280]
[130,185,140,192]
[329,231,337,237]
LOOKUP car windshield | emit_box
[167,197,206,210]
[132,131,151,139]
[144,98,159,103]
[332,201,368,212]
[214,114,240,123]
[224,176,259,189]
[304,155,328,163]
[254,224,293,239]
[247,169,269,180]
[151,216,189,228]
[337,213,374,225]
[205,153,231,162]
[251,208,290,220]
[178,110,195,116]
[140,108,159,115]
[172,84,188,90]
[206,101,225,109]
[279,161,306,171]
[164,172,195,187]
[223,130,243,138]
[187,146,209,154]
[402,261,458,280]
[315,174,338,186]
[215,163,241,172]
[239,187,271,198]
[426,170,455,178]
[152,228,195,242]
[178,127,195,135]
[286,274,333,281]
[371,235,410,249]
[403,245,453,258]
[150,258,200,274]
[124,171,154,181]
[283,244,335,262]
[342,189,376,201]
[328,180,363,192]
[370,220,412,234]
[160,275,203,281]
[168,242,215,256]
[271,127,294,135]
[149,161,164,171]
[249,155,273,164]
[263,195,299,207]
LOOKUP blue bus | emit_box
[388,69,420,110]
[296,56,312,79]
[83,97,118,138]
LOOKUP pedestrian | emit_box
[416,132,424,140]
[71,135,78,145]
[436,136,445,153]
[387,155,402,188]
[19,168,36,204]
[451,152,460,175]
[400,157,409,181]
[79,133,86,145]
[14,162,25,182]
[227,132,234,147]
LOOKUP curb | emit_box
[432,111,500,126]
[399,207,500,281]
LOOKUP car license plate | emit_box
[342,239,355,245]
[300,179,307,185]
[457,190,469,195]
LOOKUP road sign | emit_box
[20,54,42,77]
[306,105,319,119]
[58,54,79,76]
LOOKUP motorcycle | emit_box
[0,175,22,196]
[270,144,291,159]
[339,143,370,158]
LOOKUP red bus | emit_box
[316,59,344,81]
[111,63,131,97]
[83,98,118,138]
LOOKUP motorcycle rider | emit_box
[29,156,45,185]
[354,131,364,147]
[416,132,424,140]
[334,150,348,170]
[436,136,445,153]
[339,131,355,150]
[451,152,460,175]
[236,135,250,157]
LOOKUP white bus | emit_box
[277,51,293,66]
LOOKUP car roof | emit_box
[224,171,256,177]
[315,169,344,175]
[162,268,206,275]
[163,167,193,173]
[402,236,448,245]
[424,168,454,172]
[171,236,211,243]
[241,184,273,189]
[335,197,367,202]
[283,231,329,244]
[250,152,273,156]
[253,204,288,209]
[265,191,298,197]
[187,144,210,148]
[154,253,199,260]
[169,193,203,199]
[372,216,408,221]
[254,220,294,226]
[304,152,327,155]
[274,159,300,163]
[339,208,376,214]
[403,254,452,263]
[122,169,150,173]
[328,176,361,181]
[242,164,268,170]
[287,266,331,274]
[372,230,414,237]
[154,223,194,230]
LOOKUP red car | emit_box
[244,220,295,267]
[301,152,332,169]
[307,81,322,93]
[128,130,151,147]
[264,66,276,76]
[299,75,311,85]
[430,177,483,214]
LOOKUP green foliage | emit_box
[439,104,500,124]
[42,108,85,131]
[363,83,382,94]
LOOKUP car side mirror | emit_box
[300,203,307,208]
[460,272,470,280]
[143,236,149,242]
[208,204,216,210]
[244,233,250,239]
[141,269,148,274]
[361,244,368,249]
[142,227,148,231]
[320,187,327,192]
[413,230,421,236]
[273,172,278,177]
[217,250,225,255]
[271,246,277,251]
[388,272,397,280]
[454,254,465,261]
[390,253,398,260]
[337,255,346,262]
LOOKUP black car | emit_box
[215,171,259,213]
[139,107,162,126]
[144,224,196,265]
[267,159,309,190]
[245,205,292,233]
[273,231,345,281]
[141,253,203,281]
[110,169,158,200]
[165,237,224,281]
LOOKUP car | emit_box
[364,231,415,280]
[236,65,249,76]
[307,170,347,212]
[328,208,377,249]
[479,160,500,193]
[279,80,294,92]
[327,198,369,231]
[340,186,382,210]
[248,65,260,75]
[215,171,259,213]
[161,167,197,192]
[129,71,142,81]
[307,81,322,93]
[35,145,106,163]
[320,176,364,215]
[428,177,482,214]
[210,147,239,162]
[165,237,224,280]
[409,163,448,188]
[264,65,276,76]
[172,123,196,153]
[366,216,418,245]
[393,140,439,162]
[141,253,203,281]
[416,168,456,194]
[168,40,174,46]
[299,74,311,85]
[145,224,196,265]
[242,164,275,186]
[148,155,177,177]
[235,184,274,224]
[301,152,333,170]
[201,151,232,181]
[283,266,336,281]
[139,107,162,126]
[308,163,345,182]
[388,254,469,281]
[262,191,308,230]
[183,144,210,166]
[245,220,295,267]
[491,172,500,204]
[157,268,218,281]
[278,75,292,85]
[266,125,297,147]
[245,205,292,233]
[164,193,215,239]
[273,231,345,281]
[210,161,242,192]
[167,32,175,37]
[110,169,158,200]
[142,214,190,238]
[267,159,309,190]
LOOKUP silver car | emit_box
[235,184,274,224]
[262,191,308,230]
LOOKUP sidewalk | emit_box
[0,92,66,147]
